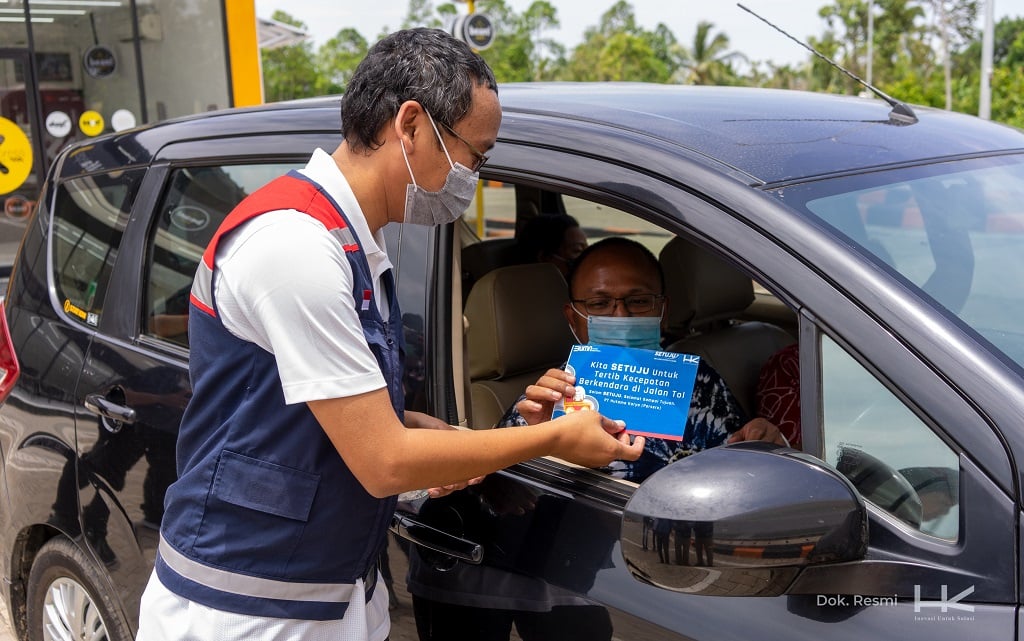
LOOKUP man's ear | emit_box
[660,295,670,333]
[394,100,423,153]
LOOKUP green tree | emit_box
[814,0,933,94]
[994,17,1024,68]
[596,31,668,81]
[649,24,682,79]
[474,0,566,81]
[958,16,1024,73]
[520,1,567,80]
[805,31,845,93]
[745,61,808,90]
[564,2,672,82]
[261,11,319,102]
[872,0,930,86]
[924,1,978,108]
[989,66,1024,128]
[818,0,871,92]
[954,17,1024,124]
[676,21,745,85]
[402,0,445,29]
[386,0,567,82]
[315,28,369,95]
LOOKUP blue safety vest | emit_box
[156,171,404,620]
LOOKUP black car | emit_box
[2,83,1024,641]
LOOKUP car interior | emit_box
[455,182,799,434]
[450,182,965,542]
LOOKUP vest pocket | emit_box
[211,450,319,521]
[192,450,321,577]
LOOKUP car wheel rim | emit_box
[42,577,108,641]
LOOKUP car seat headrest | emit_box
[465,262,576,380]
[659,237,754,337]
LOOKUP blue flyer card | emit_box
[552,344,700,441]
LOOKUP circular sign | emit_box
[4,195,34,219]
[83,45,117,78]
[453,13,495,51]
[111,109,137,132]
[0,117,34,196]
[79,110,105,137]
[45,110,72,138]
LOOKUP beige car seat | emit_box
[659,237,795,417]
[464,262,576,429]
[461,237,526,302]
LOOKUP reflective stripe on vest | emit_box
[158,534,360,603]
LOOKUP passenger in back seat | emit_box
[515,213,587,279]
[498,237,785,482]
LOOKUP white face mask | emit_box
[400,110,479,226]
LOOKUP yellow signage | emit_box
[0,117,33,196]
[80,110,105,137]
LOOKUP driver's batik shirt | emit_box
[497,360,747,483]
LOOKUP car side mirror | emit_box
[622,441,867,597]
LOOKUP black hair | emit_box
[341,28,498,153]
[566,237,665,298]
[516,213,580,261]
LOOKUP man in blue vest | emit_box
[136,28,644,641]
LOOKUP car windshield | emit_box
[777,154,1024,368]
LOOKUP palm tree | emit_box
[676,21,746,85]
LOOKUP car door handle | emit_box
[84,393,137,432]
[390,513,483,564]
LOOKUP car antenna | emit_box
[737,3,918,125]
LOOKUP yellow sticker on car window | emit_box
[64,298,99,326]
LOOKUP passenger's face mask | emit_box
[400,110,479,226]
[570,305,663,351]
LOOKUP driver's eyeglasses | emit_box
[572,294,665,316]
[439,121,489,172]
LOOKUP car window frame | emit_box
[475,140,1016,601]
[47,168,147,333]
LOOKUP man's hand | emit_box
[403,410,485,497]
[550,410,645,467]
[515,368,576,425]
[727,417,789,446]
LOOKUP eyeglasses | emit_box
[572,294,665,316]
[439,121,489,172]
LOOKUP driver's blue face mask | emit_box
[570,305,663,351]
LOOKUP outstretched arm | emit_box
[309,388,644,498]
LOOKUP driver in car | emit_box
[500,236,786,482]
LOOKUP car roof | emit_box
[496,83,1024,185]
[56,83,1024,186]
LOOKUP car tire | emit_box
[25,537,132,641]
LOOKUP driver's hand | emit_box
[515,368,576,425]
[727,417,789,446]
